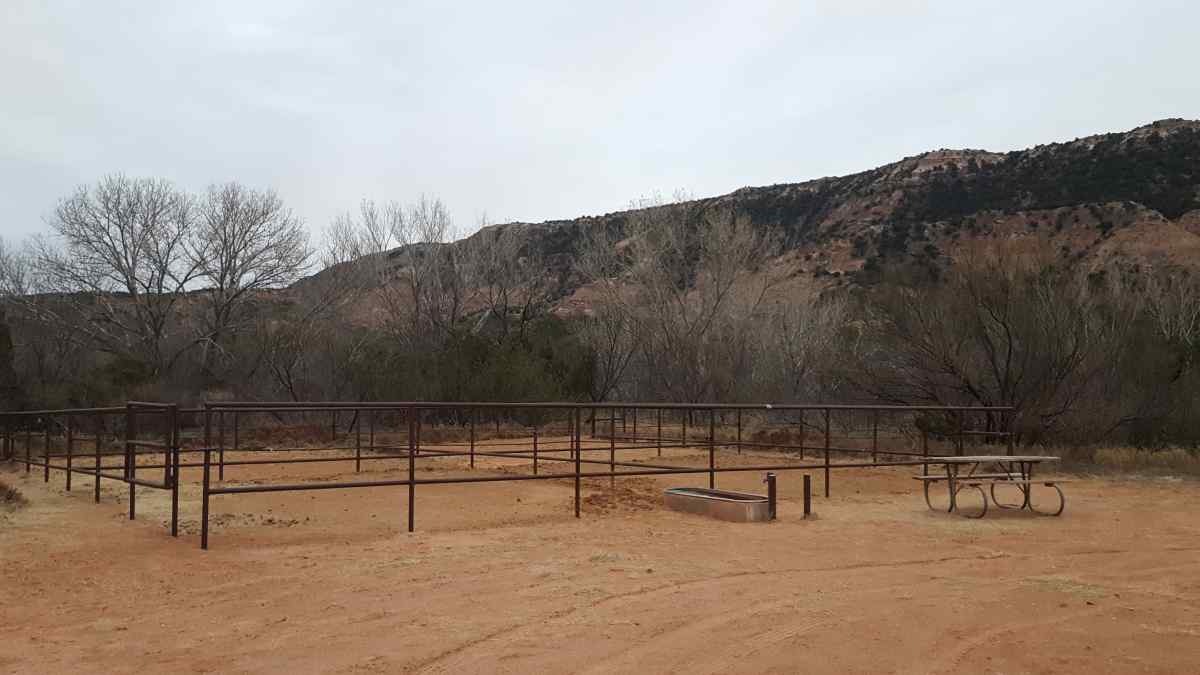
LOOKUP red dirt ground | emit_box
[2,439,1199,674]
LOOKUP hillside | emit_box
[303,118,1200,315]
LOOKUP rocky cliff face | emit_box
[303,119,1200,314]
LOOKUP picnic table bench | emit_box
[914,455,1065,518]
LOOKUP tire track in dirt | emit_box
[914,607,1103,675]
[414,551,1014,673]
[415,543,1198,673]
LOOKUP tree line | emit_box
[2,174,1199,447]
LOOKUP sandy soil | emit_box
[2,439,1199,674]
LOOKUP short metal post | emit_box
[469,408,476,468]
[201,447,211,550]
[765,472,777,520]
[682,410,688,448]
[823,408,831,499]
[407,408,416,533]
[369,409,376,457]
[708,409,715,489]
[43,424,50,482]
[632,408,637,438]
[533,426,539,476]
[331,410,337,443]
[355,411,362,472]
[803,474,812,518]
[65,415,73,492]
[26,426,31,473]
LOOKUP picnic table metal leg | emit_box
[1029,481,1066,516]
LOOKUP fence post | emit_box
[126,404,136,520]
[708,408,715,489]
[407,407,416,533]
[233,412,240,470]
[955,411,964,456]
[798,409,805,460]
[169,404,179,537]
[43,421,50,483]
[736,409,742,455]
[803,474,811,518]
[1006,412,1015,456]
[609,406,616,487]
[922,428,929,477]
[201,447,211,550]
[574,407,582,518]
[218,410,225,481]
[872,410,879,464]
[94,419,102,503]
[162,408,171,487]
[823,408,831,499]
[26,425,32,473]
[65,414,74,492]
[469,407,476,468]
[355,410,362,473]
[656,408,662,457]
[533,426,539,476]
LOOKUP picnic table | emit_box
[914,455,1065,519]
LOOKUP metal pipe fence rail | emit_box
[2,400,1014,550]
[1,402,185,536]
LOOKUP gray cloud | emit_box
[2,0,1197,242]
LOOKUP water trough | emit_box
[663,487,772,522]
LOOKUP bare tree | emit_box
[850,243,1136,438]
[766,291,850,400]
[189,182,312,377]
[26,174,201,377]
[1143,270,1200,378]
[578,194,781,401]
[0,236,32,298]
[464,221,555,342]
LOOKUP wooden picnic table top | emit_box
[928,455,1060,463]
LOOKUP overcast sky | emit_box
[2,1,1197,243]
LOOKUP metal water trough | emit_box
[663,487,772,522]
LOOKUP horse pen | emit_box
[2,400,1198,673]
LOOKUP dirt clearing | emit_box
[2,444,1199,674]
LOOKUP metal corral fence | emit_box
[1,401,1014,549]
